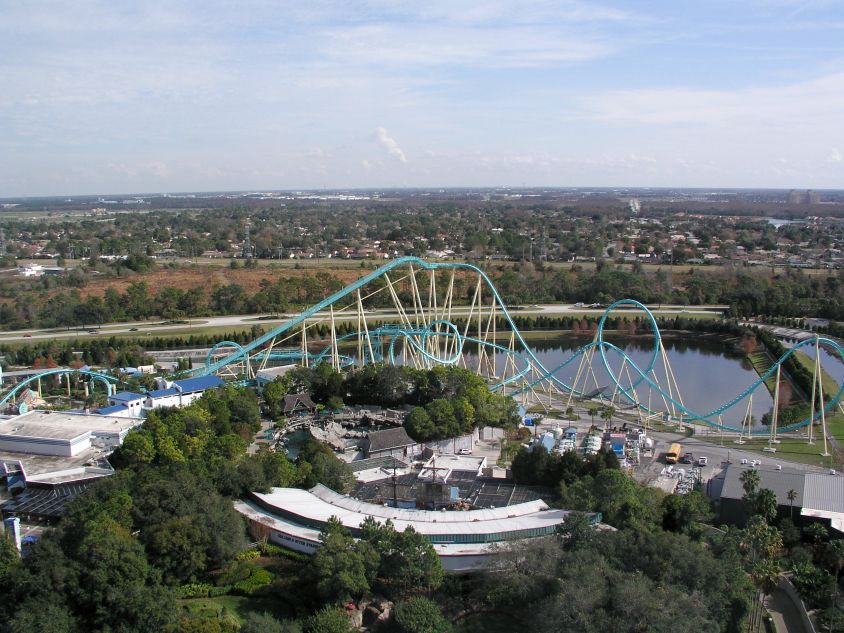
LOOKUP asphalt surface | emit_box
[0,303,725,343]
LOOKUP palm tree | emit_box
[600,406,616,431]
[787,489,797,521]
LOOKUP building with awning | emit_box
[801,473,844,532]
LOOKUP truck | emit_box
[665,443,682,464]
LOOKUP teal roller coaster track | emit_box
[195,257,844,439]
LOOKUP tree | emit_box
[263,376,290,419]
[241,612,300,633]
[0,531,20,578]
[753,488,778,524]
[310,519,370,604]
[600,405,615,430]
[304,607,354,633]
[556,511,595,551]
[394,597,452,633]
[787,488,798,520]
[661,491,714,538]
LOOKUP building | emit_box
[235,484,596,572]
[96,375,226,415]
[712,463,806,525]
[100,391,146,417]
[363,427,419,460]
[0,410,143,457]
[801,473,844,531]
[283,393,317,416]
[0,410,142,522]
[255,365,296,390]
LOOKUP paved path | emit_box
[765,587,812,633]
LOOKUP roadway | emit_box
[0,303,725,344]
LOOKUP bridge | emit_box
[191,257,844,442]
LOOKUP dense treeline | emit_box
[1,314,752,372]
[3,258,844,331]
[0,383,365,632]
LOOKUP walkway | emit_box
[764,587,813,633]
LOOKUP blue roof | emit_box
[110,391,146,402]
[95,404,129,415]
[174,375,224,393]
[147,387,179,398]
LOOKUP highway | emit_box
[0,303,725,344]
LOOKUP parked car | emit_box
[698,456,708,466]
[457,448,472,455]
[129,327,139,331]
[680,453,693,464]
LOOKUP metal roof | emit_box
[110,391,146,402]
[174,375,224,393]
[802,474,844,514]
[147,388,179,398]
[93,404,129,415]
[365,427,416,453]
[719,464,805,506]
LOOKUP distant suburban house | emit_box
[283,393,316,417]
[363,427,419,460]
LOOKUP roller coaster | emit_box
[194,257,844,444]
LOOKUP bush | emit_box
[216,560,253,586]
[235,548,260,561]
[394,597,452,633]
[260,542,309,561]
[178,583,215,598]
[232,567,274,595]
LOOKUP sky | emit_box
[1,0,843,196]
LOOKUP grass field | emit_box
[180,595,292,626]
[792,350,841,397]
[747,350,778,393]
[726,412,844,467]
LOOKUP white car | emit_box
[698,456,708,466]
[457,448,472,455]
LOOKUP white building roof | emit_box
[3,410,142,436]
[250,484,569,537]
[802,473,844,532]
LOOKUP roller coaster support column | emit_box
[809,337,819,446]
[815,339,831,457]
[769,364,781,448]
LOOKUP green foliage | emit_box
[310,519,372,604]
[296,439,354,492]
[661,491,714,538]
[232,567,274,595]
[241,611,302,633]
[477,528,751,633]
[235,548,260,561]
[303,607,354,633]
[394,597,452,633]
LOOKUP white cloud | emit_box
[829,148,843,163]
[374,127,407,163]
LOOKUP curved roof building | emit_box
[235,484,595,571]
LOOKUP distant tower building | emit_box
[787,189,819,205]
[242,220,253,259]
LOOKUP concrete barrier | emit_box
[779,574,817,633]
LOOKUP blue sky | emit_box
[1,0,843,196]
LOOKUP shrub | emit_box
[232,567,274,595]
[235,548,260,561]
[394,597,452,633]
